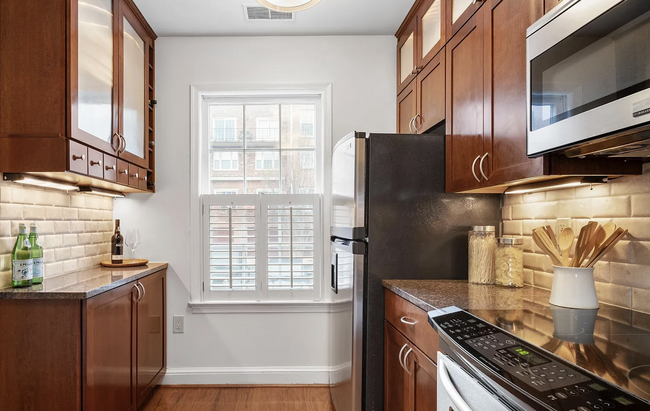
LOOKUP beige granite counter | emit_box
[383,279,650,403]
[0,262,168,299]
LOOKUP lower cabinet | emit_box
[0,268,166,411]
[384,289,438,411]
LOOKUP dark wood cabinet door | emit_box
[447,0,485,39]
[84,281,137,411]
[397,17,418,95]
[544,0,564,14]
[136,270,166,407]
[416,50,445,133]
[445,10,485,193]
[385,322,408,411]
[397,82,418,134]
[405,344,437,411]
[482,0,544,186]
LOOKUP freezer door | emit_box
[329,239,366,411]
[331,132,367,240]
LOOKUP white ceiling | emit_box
[133,0,413,37]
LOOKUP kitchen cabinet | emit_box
[447,0,484,39]
[397,18,418,95]
[0,0,157,194]
[445,8,485,193]
[0,268,167,411]
[415,51,445,133]
[384,290,438,411]
[397,82,418,134]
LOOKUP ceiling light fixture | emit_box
[3,173,80,192]
[504,177,608,195]
[78,186,125,198]
[256,0,321,12]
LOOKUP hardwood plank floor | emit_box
[142,386,334,411]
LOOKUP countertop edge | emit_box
[383,281,436,312]
[0,263,169,300]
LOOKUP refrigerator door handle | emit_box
[331,253,339,294]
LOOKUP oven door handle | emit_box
[439,356,473,411]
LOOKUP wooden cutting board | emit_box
[100,259,149,268]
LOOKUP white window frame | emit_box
[189,83,333,311]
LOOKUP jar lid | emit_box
[471,226,496,232]
[498,237,523,245]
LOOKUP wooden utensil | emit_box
[587,228,627,268]
[558,227,575,267]
[603,222,616,239]
[545,225,559,252]
[592,225,607,251]
[573,221,598,267]
[533,228,563,266]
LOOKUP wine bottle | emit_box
[29,223,44,284]
[111,219,124,264]
[12,223,33,288]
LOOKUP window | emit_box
[213,117,237,141]
[213,152,239,171]
[199,94,325,302]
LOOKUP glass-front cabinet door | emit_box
[74,0,119,154]
[119,2,150,168]
[418,0,445,67]
[448,0,483,38]
[397,18,418,94]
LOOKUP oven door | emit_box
[527,0,650,156]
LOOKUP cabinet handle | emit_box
[403,348,414,376]
[112,132,120,152]
[398,343,409,372]
[413,114,420,133]
[90,160,102,167]
[138,282,146,300]
[400,316,417,326]
[105,164,116,171]
[133,284,142,302]
[120,169,128,175]
[72,154,85,161]
[408,117,415,133]
[120,135,127,155]
[471,155,481,183]
[479,153,489,181]
[130,172,139,179]
[141,175,148,181]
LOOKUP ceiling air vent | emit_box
[244,5,295,21]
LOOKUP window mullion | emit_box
[258,194,268,301]
[243,104,247,194]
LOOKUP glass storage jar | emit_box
[468,226,496,284]
[495,237,524,288]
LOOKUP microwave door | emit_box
[331,132,367,240]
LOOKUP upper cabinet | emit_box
[0,0,156,193]
[447,0,483,39]
[397,18,418,95]
[418,0,446,69]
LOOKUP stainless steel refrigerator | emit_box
[328,131,500,411]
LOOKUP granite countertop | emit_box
[0,262,168,299]
[383,280,650,403]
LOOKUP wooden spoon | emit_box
[573,221,598,267]
[587,228,628,268]
[533,228,563,266]
[545,225,559,252]
[592,226,607,252]
[558,227,575,267]
[603,222,616,239]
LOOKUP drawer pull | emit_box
[120,169,128,175]
[105,164,116,171]
[90,160,102,167]
[400,316,417,326]
[72,154,85,161]
[130,173,139,179]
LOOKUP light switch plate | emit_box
[173,315,184,333]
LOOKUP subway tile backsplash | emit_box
[503,163,650,313]
[0,180,113,288]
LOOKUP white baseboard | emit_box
[162,366,331,385]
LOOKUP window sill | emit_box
[188,300,338,314]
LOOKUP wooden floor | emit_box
[142,386,334,411]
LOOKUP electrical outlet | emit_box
[173,315,184,333]
[556,218,571,234]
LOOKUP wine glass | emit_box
[125,229,140,259]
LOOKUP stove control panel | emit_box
[429,307,650,411]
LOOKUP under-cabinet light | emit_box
[3,173,79,192]
[256,0,321,12]
[504,177,608,195]
[78,186,125,198]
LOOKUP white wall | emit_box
[114,35,396,384]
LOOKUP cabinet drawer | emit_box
[87,148,103,179]
[68,141,88,175]
[117,160,130,185]
[103,155,117,182]
[128,163,140,188]
[138,167,148,190]
[385,289,439,360]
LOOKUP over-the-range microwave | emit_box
[527,0,650,159]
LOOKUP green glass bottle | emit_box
[12,223,33,288]
[29,223,44,285]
